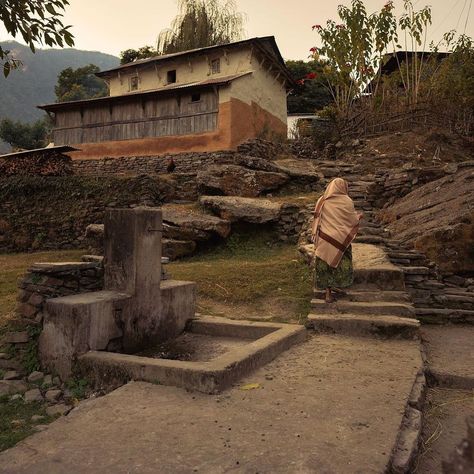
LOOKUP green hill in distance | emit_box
[0,41,119,152]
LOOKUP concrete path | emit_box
[0,334,422,474]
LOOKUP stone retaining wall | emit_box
[71,151,237,176]
[16,262,104,324]
[277,204,313,243]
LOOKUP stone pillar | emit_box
[104,208,163,352]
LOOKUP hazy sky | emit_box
[1,0,473,60]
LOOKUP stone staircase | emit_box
[315,160,474,326]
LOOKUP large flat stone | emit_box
[0,334,422,473]
[199,195,282,223]
[197,164,289,197]
[162,207,231,239]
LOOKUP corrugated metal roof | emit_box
[96,36,285,76]
[38,72,252,112]
[0,145,78,159]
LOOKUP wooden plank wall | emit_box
[53,89,219,145]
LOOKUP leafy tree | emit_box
[0,118,49,150]
[286,60,332,114]
[0,0,74,77]
[55,64,108,102]
[120,0,245,63]
[120,46,156,65]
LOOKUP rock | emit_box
[46,403,71,417]
[200,196,282,224]
[0,358,22,371]
[0,380,28,396]
[163,223,210,241]
[196,164,288,197]
[221,155,282,173]
[162,239,197,261]
[43,374,53,386]
[4,331,29,344]
[34,424,49,432]
[0,353,9,360]
[10,394,23,401]
[24,388,43,403]
[3,370,20,380]
[28,371,44,383]
[273,159,322,180]
[45,389,62,402]
[31,415,46,423]
[84,223,105,254]
[162,207,231,239]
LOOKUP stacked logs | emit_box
[0,151,73,176]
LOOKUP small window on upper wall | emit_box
[210,58,220,74]
[130,76,139,91]
[167,70,177,84]
[191,93,201,102]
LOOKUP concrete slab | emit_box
[0,334,422,474]
[422,325,474,389]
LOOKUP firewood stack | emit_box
[0,151,73,176]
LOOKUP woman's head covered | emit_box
[325,177,348,197]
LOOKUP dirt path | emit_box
[0,334,421,474]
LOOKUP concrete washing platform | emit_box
[78,317,306,394]
[0,334,423,474]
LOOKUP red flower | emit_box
[309,47,318,53]
[336,24,346,29]
[296,79,305,86]
[305,72,317,80]
[312,24,322,30]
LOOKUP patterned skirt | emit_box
[314,245,354,290]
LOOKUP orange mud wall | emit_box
[67,98,287,160]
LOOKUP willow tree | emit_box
[156,0,246,55]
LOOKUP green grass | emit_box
[0,249,85,328]
[168,230,313,322]
[0,396,55,452]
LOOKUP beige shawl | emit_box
[311,178,360,268]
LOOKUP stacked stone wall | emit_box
[16,262,104,324]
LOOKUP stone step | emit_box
[313,289,411,303]
[415,308,474,324]
[402,266,431,275]
[354,235,385,245]
[310,299,415,317]
[354,268,406,291]
[387,251,425,260]
[307,313,419,339]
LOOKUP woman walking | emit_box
[311,178,362,303]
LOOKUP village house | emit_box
[38,37,294,159]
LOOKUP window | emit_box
[191,93,201,103]
[167,70,177,84]
[210,58,220,74]
[130,76,139,91]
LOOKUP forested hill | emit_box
[0,41,119,123]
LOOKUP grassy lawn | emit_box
[168,232,313,323]
[1,235,312,328]
[0,250,85,328]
